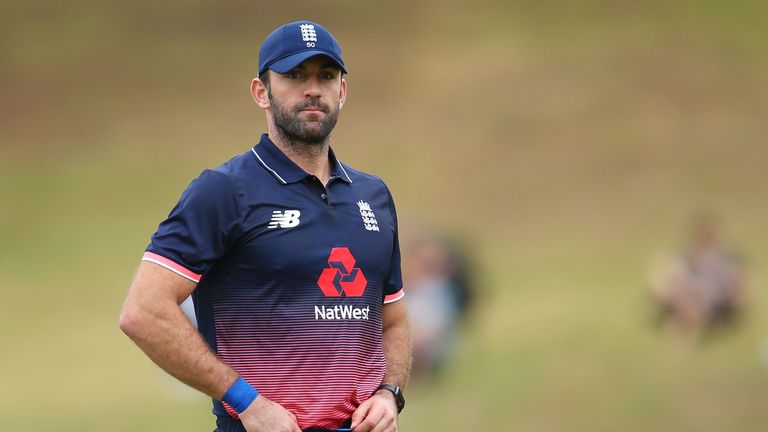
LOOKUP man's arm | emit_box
[380,299,412,388]
[119,262,300,432]
[351,299,412,432]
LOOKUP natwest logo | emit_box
[317,247,367,297]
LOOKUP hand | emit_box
[239,395,302,432]
[350,390,399,432]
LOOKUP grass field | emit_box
[2,1,768,430]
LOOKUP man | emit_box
[649,213,745,343]
[119,21,411,432]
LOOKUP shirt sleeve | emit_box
[382,184,405,304]
[143,169,242,283]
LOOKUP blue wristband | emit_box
[222,377,259,413]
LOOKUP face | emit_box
[252,56,347,145]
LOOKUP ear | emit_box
[250,77,270,109]
[338,77,347,109]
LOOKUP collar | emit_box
[250,134,353,185]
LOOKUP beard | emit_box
[269,93,340,145]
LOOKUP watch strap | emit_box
[376,384,405,413]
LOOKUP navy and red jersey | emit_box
[142,134,404,429]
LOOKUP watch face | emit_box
[393,387,405,409]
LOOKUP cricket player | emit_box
[120,20,411,432]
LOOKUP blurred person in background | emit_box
[119,21,410,432]
[404,234,474,380]
[649,213,746,344]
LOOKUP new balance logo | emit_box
[268,210,301,229]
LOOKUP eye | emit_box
[286,71,303,79]
[321,71,336,80]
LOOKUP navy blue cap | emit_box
[258,21,347,76]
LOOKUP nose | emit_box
[304,75,322,98]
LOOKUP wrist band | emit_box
[222,377,259,413]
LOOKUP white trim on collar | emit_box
[251,148,287,185]
[337,159,353,183]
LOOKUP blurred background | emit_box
[2,1,768,430]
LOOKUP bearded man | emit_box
[120,21,411,432]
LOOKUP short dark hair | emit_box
[259,71,270,87]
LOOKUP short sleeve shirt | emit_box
[143,134,404,429]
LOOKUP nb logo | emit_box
[268,210,301,229]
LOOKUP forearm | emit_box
[381,301,412,388]
[350,300,411,430]
[120,263,238,399]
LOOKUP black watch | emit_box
[376,384,405,413]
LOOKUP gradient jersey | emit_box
[142,134,404,429]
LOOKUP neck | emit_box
[268,128,333,184]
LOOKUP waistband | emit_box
[215,415,352,432]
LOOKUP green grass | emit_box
[2,1,768,430]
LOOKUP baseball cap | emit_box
[258,21,347,76]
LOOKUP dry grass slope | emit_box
[2,1,768,430]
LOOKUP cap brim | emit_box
[268,50,347,74]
